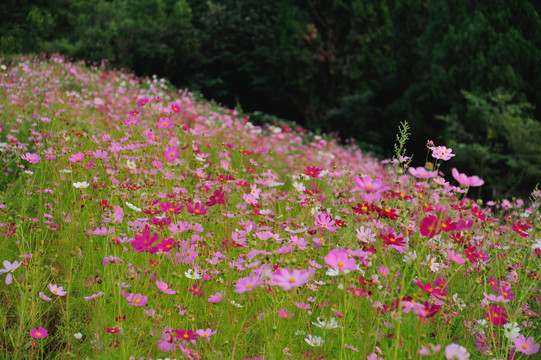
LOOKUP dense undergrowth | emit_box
[0,55,539,360]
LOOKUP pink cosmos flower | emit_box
[277,309,294,319]
[156,280,176,294]
[513,334,540,355]
[48,283,67,296]
[444,344,470,360]
[446,250,466,264]
[196,328,216,344]
[314,212,337,232]
[39,291,52,301]
[294,302,310,310]
[30,327,49,339]
[163,147,180,162]
[272,267,309,290]
[354,175,388,192]
[92,226,114,235]
[234,274,263,293]
[84,291,104,301]
[156,117,173,129]
[21,152,40,164]
[451,168,484,187]
[408,166,437,179]
[207,292,224,303]
[431,146,455,161]
[125,293,148,306]
[171,103,182,113]
[324,247,357,272]
[68,152,85,163]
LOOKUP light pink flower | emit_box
[445,343,470,360]
[21,152,40,164]
[451,168,484,187]
[324,247,357,272]
[156,280,176,294]
[234,274,263,293]
[272,267,309,290]
[48,283,67,296]
[513,334,540,355]
[408,166,438,179]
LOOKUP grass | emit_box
[0,54,539,360]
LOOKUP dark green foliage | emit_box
[440,89,541,199]
[2,0,541,199]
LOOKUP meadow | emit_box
[0,55,539,360]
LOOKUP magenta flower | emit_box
[304,166,323,178]
[187,202,208,215]
[444,344,470,360]
[513,335,540,355]
[0,260,21,285]
[485,304,508,326]
[131,229,160,253]
[324,248,357,272]
[156,280,176,294]
[234,274,263,293]
[48,283,67,296]
[277,309,294,319]
[21,152,40,164]
[163,147,180,162]
[272,267,309,290]
[30,327,49,339]
[451,168,484,187]
[68,152,85,163]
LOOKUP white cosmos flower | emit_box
[531,238,541,251]
[230,300,243,308]
[311,317,339,329]
[185,269,202,279]
[60,169,72,173]
[125,202,142,212]
[503,322,521,340]
[292,181,306,192]
[305,334,324,347]
[74,332,83,339]
[73,181,90,189]
[126,160,136,169]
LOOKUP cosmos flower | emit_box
[444,344,470,360]
[30,327,49,339]
[451,168,484,187]
[513,334,540,355]
[48,283,67,296]
[272,267,309,291]
[305,334,324,347]
[0,260,21,285]
[156,280,176,294]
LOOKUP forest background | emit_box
[2,0,541,201]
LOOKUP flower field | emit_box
[0,55,539,360]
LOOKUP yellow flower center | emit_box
[338,261,344,267]
[288,277,295,283]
